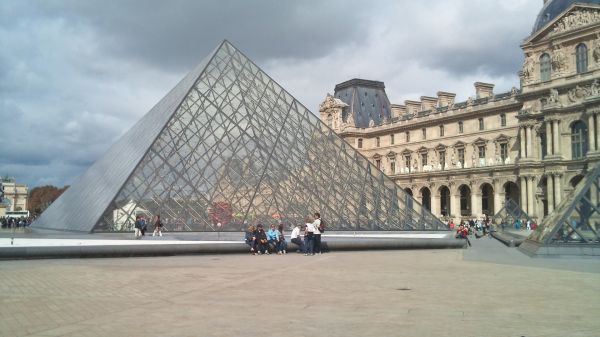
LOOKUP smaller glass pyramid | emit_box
[521,163,600,256]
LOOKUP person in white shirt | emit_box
[304,217,315,255]
[291,224,304,253]
[312,212,322,254]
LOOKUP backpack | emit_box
[318,219,326,233]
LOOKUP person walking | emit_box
[153,214,163,237]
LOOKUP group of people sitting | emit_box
[245,212,325,255]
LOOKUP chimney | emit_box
[391,104,406,118]
[405,100,421,114]
[474,82,494,99]
[437,91,456,108]
[420,96,438,111]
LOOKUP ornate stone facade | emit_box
[321,1,600,222]
[0,178,28,217]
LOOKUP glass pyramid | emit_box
[33,41,446,233]
[526,163,600,246]
[491,199,533,231]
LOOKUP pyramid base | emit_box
[518,239,600,258]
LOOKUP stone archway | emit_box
[420,187,431,211]
[439,185,451,217]
[404,188,413,196]
[481,183,494,216]
[571,174,584,188]
[503,181,519,204]
[459,184,471,216]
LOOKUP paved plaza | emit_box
[0,237,598,337]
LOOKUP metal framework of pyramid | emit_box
[33,40,446,233]
[520,163,600,256]
[491,199,533,231]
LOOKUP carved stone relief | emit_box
[550,9,600,35]
[567,80,600,103]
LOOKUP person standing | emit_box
[277,224,287,254]
[304,216,315,256]
[140,216,147,236]
[134,215,142,239]
[290,224,304,253]
[153,214,163,237]
[312,212,322,255]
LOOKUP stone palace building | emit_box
[320,0,600,222]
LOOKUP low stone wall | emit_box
[0,237,466,260]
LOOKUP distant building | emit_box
[320,0,600,221]
[0,177,29,217]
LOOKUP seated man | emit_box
[256,224,269,254]
[290,224,304,252]
[455,224,471,247]
[266,224,280,253]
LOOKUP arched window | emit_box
[540,53,551,81]
[439,125,444,137]
[576,43,588,73]
[571,121,588,159]
[478,118,484,131]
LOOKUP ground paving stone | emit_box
[0,238,598,337]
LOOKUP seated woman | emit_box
[256,224,269,255]
[245,225,257,255]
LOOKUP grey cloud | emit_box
[31,0,372,71]
[0,0,547,188]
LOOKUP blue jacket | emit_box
[267,228,280,241]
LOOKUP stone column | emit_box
[431,190,441,218]
[493,187,502,216]
[471,186,482,217]
[554,174,562,207]
[547,174,554,213]
[546,121,553,155]
[520,176,528,213]
[450,191,460,219]
[526,125,533,158]
[588,114,596,152]
[594,114,600,150]
[519,127,526,159]
[527,176,535,216]
[553,120,561,156]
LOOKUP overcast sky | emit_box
[0,0,542,188]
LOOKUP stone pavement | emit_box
[0,238,598,337]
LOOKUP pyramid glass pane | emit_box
[528,163,600,245]
[33,41,447,233]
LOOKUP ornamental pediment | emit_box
[494,134,510,143]
[319,93,348,112]
[526,5,600,43]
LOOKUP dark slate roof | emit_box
[532,0,600,35]
[333,79,392,128]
